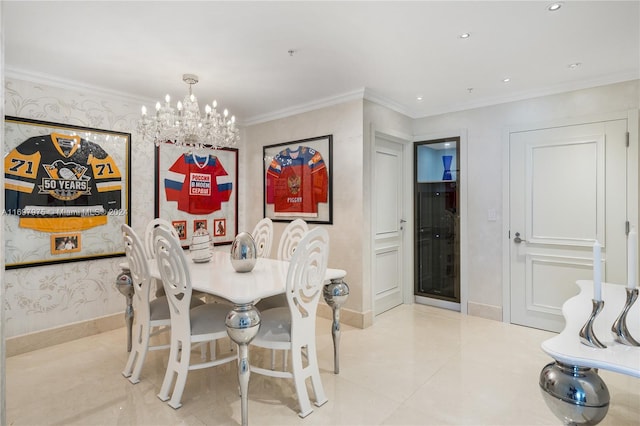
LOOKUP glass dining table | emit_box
[145,250,347,426]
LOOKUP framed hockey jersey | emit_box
[155,142,238,246]
[4,116,131,269]
[263,135,333,224]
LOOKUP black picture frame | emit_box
[155,143,239,246]
[4,115,131,269]
[263,135,333,224]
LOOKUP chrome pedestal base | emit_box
[323,278,350,374]
[540,361,610,426]
[225,303,261,426]
[611,288,640,346]
[579,299,606,349]
[115,268,134,352]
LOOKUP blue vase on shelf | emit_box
[442,155,453,180]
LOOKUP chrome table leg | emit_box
[539,361,610,425]
[225,303,261,426]
[115,268,134,352]
[322,278,349,374]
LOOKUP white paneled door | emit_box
[509,119,628,332]
[374,134,406,315]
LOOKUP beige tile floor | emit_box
[6,304,640,425]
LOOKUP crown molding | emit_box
[414,70,640,118]
[5,67,154,106]
[242,88,367,126]
[362,88,416,118]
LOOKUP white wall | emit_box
[242,100,367,325]
[412,80,640,315]
[3,77,151,339]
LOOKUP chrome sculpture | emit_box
[540,361,610,425]
[579,299,607,348]
[230,232,257,272]
[611,287,640,346]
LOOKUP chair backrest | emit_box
[251,217,274,258]
[154,225,192,337]
[285,227,329,336]
[144,218,179,260]
[277,219,309,261]
[122,224,152,317]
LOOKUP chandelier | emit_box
[137,73,239,149]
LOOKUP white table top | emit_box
[541,280,640,378]
[147,251,346,306]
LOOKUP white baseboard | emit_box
[6,313,123,357]
[467,301,502,322]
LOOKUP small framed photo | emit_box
[194,219,208,232]
[51,234,81,255]
[213,218,227,237]
[263,135,333,224]
[172,220,187,240]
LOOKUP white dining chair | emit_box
[154,225,237,409]
[251,217,274,258]
[277,218,309,261]
[250,227,329,418]
[144,218,179,260]
[144,218,180,298]
[256,218,310,367]
[121,224,204,384]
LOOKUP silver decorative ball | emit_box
[323,280,350,309]
[115,270,134,298]
[225,305,261,344]
[539,361,610,425]
[230,232,257,272]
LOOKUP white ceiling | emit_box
[3,1,639,125]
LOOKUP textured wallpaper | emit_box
[4,77,155,338]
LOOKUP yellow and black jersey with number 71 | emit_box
[4,132,122,232]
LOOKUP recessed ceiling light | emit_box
[502,77,511,83]
[568,62,582,69]
[416,95,424,101]
[547,2,562,11]
[459,33,470,39]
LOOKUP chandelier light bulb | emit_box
[165,94,170,103]
[223,109,228,117]
[177,101,183,111]
[213,100,218,108]
[205,104,212,115]
[155,102,161,111]
[141,105,147,116]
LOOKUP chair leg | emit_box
[210,341,217,360]
[123,323,149,384]
[157,338,180,403]
[291,345,313,418]
[307,342,328,407]
[167,344,191,410]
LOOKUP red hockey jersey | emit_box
[266,146,328,217]
[164,153,232,215]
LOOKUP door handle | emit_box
[514,232,526,244]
